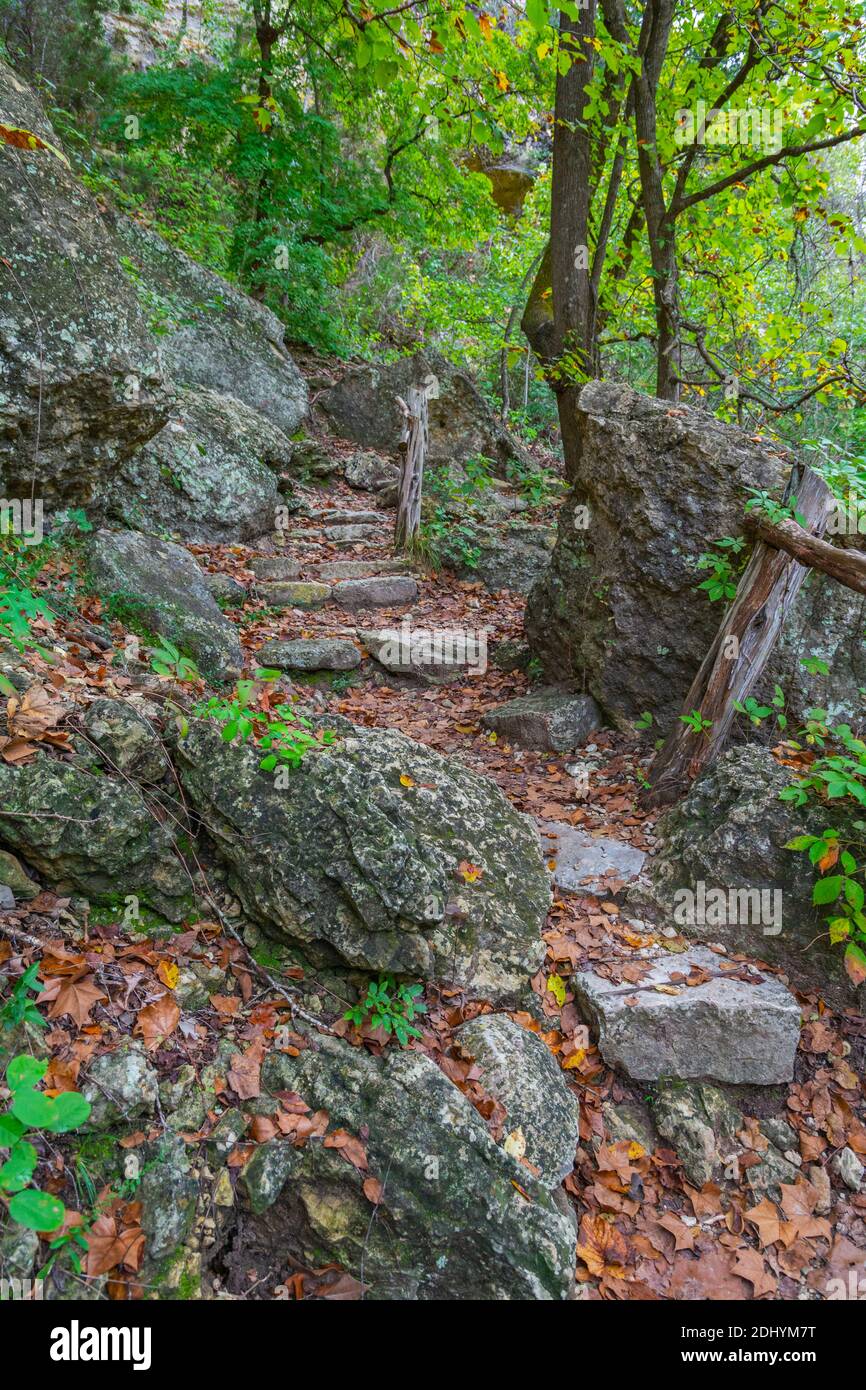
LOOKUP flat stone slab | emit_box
[204,572,247,604]
[258,638,361,671]
[310,510,386,525]
[454,1014,579,1186]
[256,580,331,609]
[359,626,483,682]
[538,820,645,896]
[312,559,406,581]
[571,945,801,1085]
[249,555,302,581]
[482,687,602,751]
[332,576,418,608]
[324,523,379,542]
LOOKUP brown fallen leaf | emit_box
[135,994,181,1051]
[43,973,107,1028]
[576,1213,629,1279]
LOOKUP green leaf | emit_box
[813,875,843,906]
[844,942,866,987]
[10,1087,57,1128]
[6,1056,47,1090]
[0,1112,25,1146]
[0,1139,38,1191]
[8,1187,64,1232]
[45,1091,90,1133]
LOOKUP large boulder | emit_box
[103,386,289,541]
[0,755,190,919]
[318,353,524,472]
[87,529,243,682]
[0,59,168,501]
[637,745,862,1011]
[171,721,549,1000]
[525,381,863,728]
[113,216,308,438]
[226,1035,576,1301]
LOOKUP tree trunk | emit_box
[744,512,866,595]
[394,386,428,551]
[646,466,833,806]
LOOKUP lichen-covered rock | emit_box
[83,698,169,784]
[172,720,549,999]
[87,529,243,682]
[257,638,361,672]
[0,59,169,501]
[331,576,418,609]
[0,754,190,919]
[81,1042,159,1130]
[653,1081,742,1187]
[639,745,862,1010]
[140,1136,197,1261]
[249,555,302,582]
[482,688,602,751]
[103,386,289,541]
[0,848,38,901]
[319,353,524,472]
[254,580,331,609]
[241,1140,299,1215]
[226,1035,576,1300]
[525,381,863,727]
[454,1014,579,1184]
[344,450,401,493]
[113,216,308,438]
[445,526,555,595]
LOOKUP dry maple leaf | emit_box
[362,1176,384,1205]
[85,1214,145,1277]
[43,973,107,1028]
[7,684,66,740]
[227,1041,264,1100]
[731,1247,777,1298]
[135,994,180,1051]
[324,1128,368,1171]
[576,1213,629,1279]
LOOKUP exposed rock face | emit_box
[453,1014,579,1184]
[0,59,168,501]
[344,450,400,494]
[0,755,190,918]
[443,523,555,594]
[572,944,801,1084]
[482,688,602,751]
[172,721,549,999]
[257,638,361,672]
[87,529,243,682]
[226,1036,576,1301]
[114,216,308,438]
[103,386,289,541]
[83,698,170,783]
[652,1081,742,1187]
[331,576,418,609]
[538,820,645,897]
[81,1041,159,1131]
[638,745,862,1011]
[525,381,862,727]
[318,353,523,471]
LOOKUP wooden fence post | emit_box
[394,375,436,552]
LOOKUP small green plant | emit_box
[195,670,336,772]
[695,536,745,602]
[0,964,47,1045]
[744,489,807,527]
[149,638,201,682]
[679,709,713,735]
[800,653,830,678]
[343,976,427,1046]
[734,685,787,730]
[634,710,653,731]
[526,655,544,683]
[1,1055,90,1233]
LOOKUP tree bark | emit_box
[744,512,866,595]
[646,466,833,807]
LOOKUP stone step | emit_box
[359,626,482,683]
[257,637,361,671]
[571,944,801,1085]
[255,580,331,609]
[537,820,645,897]
[311,559,407,581]
[482,688,602,752]
[331,576,418,608]
[249,555,302,581]
[323,523,380,542]
[307,509,386,525]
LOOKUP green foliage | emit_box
[149,638,201,683]
[194,671,337,773]
[695,536,746,602]
[734,685,787,731]
[0,1054,90,1234]
[344,975,427,1046]
[679,709,713,736]
[0,963,47,1042]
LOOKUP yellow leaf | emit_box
[547,973,566,1006]
[399,774,415,787]
[157,961,179,990]
[537,41,550,58]
[562,1049,586,1069]
[495,70,509,92]
[479,13,493,38]
[504,1127,526,1160]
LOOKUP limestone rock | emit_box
[81,1042,159,1130]
[171,720,549,999]
[0,59,168,502]
[114,216,308,438]
[571,945,801,1084]
[254,580,331,609]
[344,451,401,493]
[257,638,361,672]
[482,688,602,751]
[653,1081,741,1187]
[332,576,418,609]
[538,820,645,896]
[87,529,243,682]
[249,555,302,582]
[454,1013,579,1184]
[83,698,169,784]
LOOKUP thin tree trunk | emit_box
[646,467,833,806]
[394,386,428,551]
[744,512,866,595]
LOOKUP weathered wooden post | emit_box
[646,466,837,807]
[394,373,437,552]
